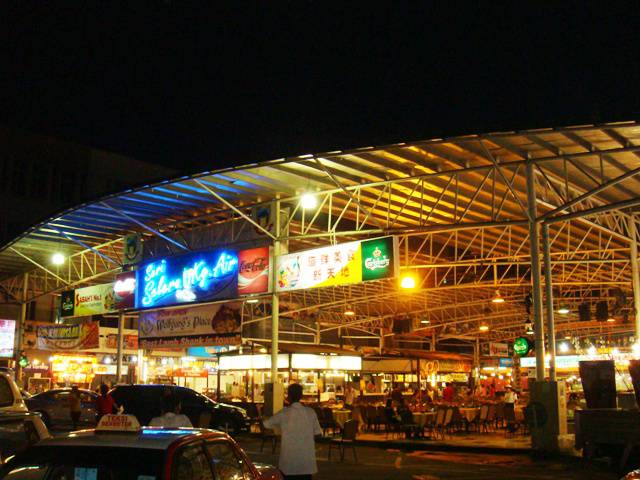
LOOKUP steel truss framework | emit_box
[2,122,640,363]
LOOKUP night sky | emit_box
[1,2,638,173]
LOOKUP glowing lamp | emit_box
[246,298,260,304]
[557,306,570,314]
[400,275,416,290]
[51,252,65,265]
[301,193,317,209]
[559,342,569,353]
[479,323,489,332]
[607,317,615,323]
[491,290,504,303]
[344,306,355,316]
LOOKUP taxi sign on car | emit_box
[96,414,140,432]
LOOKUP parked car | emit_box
[0,372,27,414]
[110,384,251,433]
[0,414,282,479]
[25,388,98,429]
[0,412,50,462]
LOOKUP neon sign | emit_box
[136,249,238,309]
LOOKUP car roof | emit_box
[37,428,228,450]
[40,388,95,394]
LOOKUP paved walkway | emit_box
[237,435,615,480]
[354,430,532,453]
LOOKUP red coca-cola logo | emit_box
[239,256,268,274]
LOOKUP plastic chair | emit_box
[322,407,338,436]
[365,405,378,431]
[329,419,359,462]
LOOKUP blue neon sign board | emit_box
[136,249,239,309]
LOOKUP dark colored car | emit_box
[0,412,50,462]
[0,419,281,479]
[110,384,250,433]
[25,388,98,429]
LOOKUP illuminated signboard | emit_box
[60,283,116,318]
[513,337,532,357]
[0,320,15,358]
[277,236,398,292]
[237,247,271,295]
[136,248,239,309]
[114,271,136,310]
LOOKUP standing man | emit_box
[264,383,322,480]
[69,386,82,430]
[442,382,455,403]
[344,383,356,409]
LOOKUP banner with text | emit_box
[60,283,116,318]
[138,302,242,348]
[276,236,398,292]
[37,322,100,351]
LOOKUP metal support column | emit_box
[526,161,546,381]
[542,223,557,381]
[116,312,124,384]
[270,200,281,384]
[431,330,436,351]
[630,217,640,341]
[16,273,28,385]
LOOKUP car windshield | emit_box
[0,446,164,480]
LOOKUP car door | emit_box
[205,440,255,480]
[51,391,70,427]
[171,442,215,480]
[79,392,97,425]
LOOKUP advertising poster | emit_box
[276,236,398,292]
[237,247,271,295]
[123,233,143,265]
[105,334,138,350]
[37,322,100,350]
[489,342,510,357]
[0,320,16,358]
[60,284,116,318]
[138,302,242,348]
[136,248,239,309]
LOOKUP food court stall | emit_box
[217,343,362,404]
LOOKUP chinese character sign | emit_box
[136,248,239,309]
[276,237,398,292]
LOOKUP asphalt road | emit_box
[236,435,619,480]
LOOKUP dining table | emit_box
[459,407,480,423]
[412,411,436,428]
[332,409,352,428]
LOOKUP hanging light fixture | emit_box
[524,319,534,335]
[246,297,259,304]
[559,342,569,353]
[420,318,430,325]
[491,290,505,303]
[344,305,355,316]
[557,306,570,314]
[607,316,616,323]
[479,322,489,332]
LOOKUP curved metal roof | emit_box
[2,120,640,342]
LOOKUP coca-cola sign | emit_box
[238,247,271,295]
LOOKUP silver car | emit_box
[25,388,97,429]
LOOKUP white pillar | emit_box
[542,223,557,381]
[116,312,124,384]
[270,200,280,384]
[526,161,545,381]
[630,217,640,341]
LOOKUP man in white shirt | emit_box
[263,383,322,480]
[148,395,193,428]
